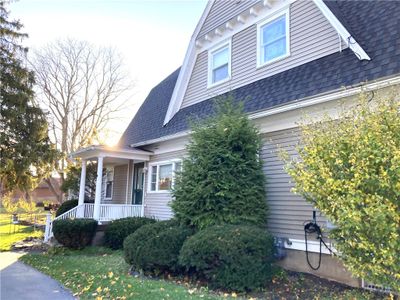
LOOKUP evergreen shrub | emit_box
[53,219,97,249]
[179,224,275,291]
[171,99,267,229]
[55,199,78,217]
[104,217,156,249]
[123,220,192,274]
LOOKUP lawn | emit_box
[0,213,43,251]
[21,247,227,300]
[20,247,384,300]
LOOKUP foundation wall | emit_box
[277,249,361,288]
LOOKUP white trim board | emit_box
[133,76,400,148]
[285,238,337,255]
[163,0,214,127]
[312,0,370,61]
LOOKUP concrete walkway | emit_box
[0,252,75,300]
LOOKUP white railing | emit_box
[99,204,143,221]
[44,203,144,242]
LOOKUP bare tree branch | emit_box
[30,38,134,201]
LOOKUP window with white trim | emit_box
[149,161,181,192]
[208,41,231,86]
[258,10,289,66]
[104,167,114,199]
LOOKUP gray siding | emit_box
[262,128,327,240]
[144,150,186,220]
[182,0,344,108]
[198,0,258,39]
[112,164,128,204]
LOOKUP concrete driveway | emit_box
[0,252,75,300]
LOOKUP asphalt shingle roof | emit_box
[119,0,400,147]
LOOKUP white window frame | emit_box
[104,167,114,200]
[257,8,290,68]
[207,39,232,88]
[147,160,182,193]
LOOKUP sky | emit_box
[10,0,207,145]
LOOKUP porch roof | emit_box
[70,145,152,162]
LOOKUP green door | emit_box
[132,163,144,205]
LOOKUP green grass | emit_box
[20,247,228,300]
[0,213,43,251]
[20,247,386,300]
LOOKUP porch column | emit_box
[77,159,87,217]
[93,156,104,221]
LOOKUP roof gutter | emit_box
[131,75,400,147]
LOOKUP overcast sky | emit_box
[10,0,207,145]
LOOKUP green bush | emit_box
[55,199,78,217]
[123,220,192,274]
[104,217,156,249]
[179,224,275,291]
[53,219,97,249]
[171,99,267,230]
[285,94,400,291]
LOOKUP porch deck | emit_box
[44,203,144,242]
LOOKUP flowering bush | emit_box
[285,92,400,291]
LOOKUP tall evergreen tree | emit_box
[171,99,267,230]
[0,2,59,194]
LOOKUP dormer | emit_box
[163,0,370,125]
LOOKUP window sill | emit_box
[207,77,231,89]
[147,190,172,194]
[256,52,291,70]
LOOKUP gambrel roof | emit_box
[118,0,400,148]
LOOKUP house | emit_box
[46,0,400,287]
[9,178,61,204]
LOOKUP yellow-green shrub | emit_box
[285,93,400,291]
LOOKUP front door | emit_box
[132,163,144,205]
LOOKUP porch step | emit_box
[91,224,109,246]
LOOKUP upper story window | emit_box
[208,40,231,87]
[257,10,290,67]
[149,160,182,192]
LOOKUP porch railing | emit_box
[44,203,144,242]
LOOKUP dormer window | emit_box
[257,10,290,67]
[208,40,231,87]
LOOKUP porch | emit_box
[44,145,152,242]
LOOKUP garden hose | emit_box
[304,211,336,270]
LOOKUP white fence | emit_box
[44,203,144,242]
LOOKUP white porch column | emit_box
[93,156,104,221]
[77,159,87,217]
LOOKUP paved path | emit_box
[0,252,75,300]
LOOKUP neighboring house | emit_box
[10,178,61,204]
[47,0,400,287]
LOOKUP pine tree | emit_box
[171,99,267,230]
[0,2,59,194]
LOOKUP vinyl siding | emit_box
[111,164,129,204]
[144,150,186,220]
[261,128,327,240]
[182,0,345,108]
[197,0,258,39]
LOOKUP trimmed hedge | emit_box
[53,219,97,249]
[123,220,192,274]
[179,224,275,291]
[55,199,78,217]
[104,217,156,249]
